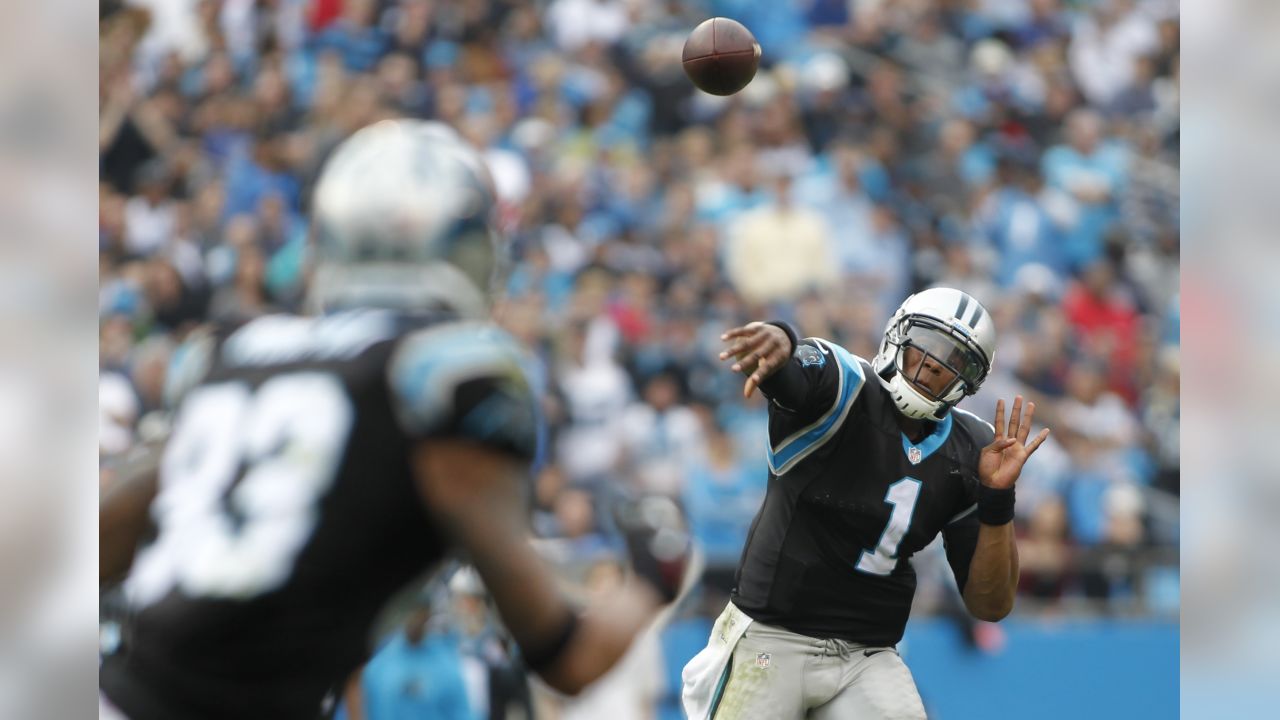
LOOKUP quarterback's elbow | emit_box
[970,603,1013,623]
[963,589,1015,622]
[539,672,588,697]
[536,656,597,697]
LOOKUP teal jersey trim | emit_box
[706,655,734,720]
[388,322,531,435]
[766,339,866,476]
[901,412,953,463]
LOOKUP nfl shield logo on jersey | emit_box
[907,446,923,465]
[755,653,771,669]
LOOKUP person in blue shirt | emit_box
[1041,109,1130,270]
[977,151,1068,287]
[683,422,767,568]
[343,603,474,720]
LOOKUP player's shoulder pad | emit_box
[950,406,997,451]
[802,337,869,389]
[388,322,538,457]
[767,338,869,475]
[163,326,219,409]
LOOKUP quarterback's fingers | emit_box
[770,338,791,364]
[720,325,760,341]
[992,399,1006,438]
[719,337,760,361]
[1024,428,1051,456]
[1016,401,1035,444]
[743,375,758,398]
[760,337,783,365]
[1007,396,1023,439]
[986,436,1016,453]
[749,354,771,387]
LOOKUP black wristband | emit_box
[520,609,580,673]
[977,484,1016,526]
[765,321,799,355]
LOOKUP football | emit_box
[681,17,761,96]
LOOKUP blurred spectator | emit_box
[1017,496,1074,604]
[553,318,632,486]
[449,568,534,720]
[122,162,177,257]
[975,153,1068,287]
[547,0,630,52]
[1142,348,1180,494]
[99,373,139,458]
[620,371,705,496]
[1041,109,1130,269]
[1067,0,1158,106]
[725,170,838,306]
[346,601,472,720]
[100,0,1181,644]
[312,0,388,73]
[208,242,276,324]
[1061,260,1142,401]
[683,419,766,570]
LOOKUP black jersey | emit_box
[730,337,994,646]
[100,309,539,720]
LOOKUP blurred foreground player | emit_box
[99,120,690,719]
[682,289,1050,719]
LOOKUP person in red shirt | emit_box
[1062,260,1142,404]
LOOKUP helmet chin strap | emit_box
[885,371,952,421]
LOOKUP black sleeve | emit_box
[941,454,985,593]
[762,337,870,476]
[758,338,842,419]
[940,412,998,593]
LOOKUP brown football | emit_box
[681,17,761,96]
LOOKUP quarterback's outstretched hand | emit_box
[978,395,1050,489]
[718,322,792,398]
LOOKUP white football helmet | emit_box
[871,287,997,421]
[307,120,502,318]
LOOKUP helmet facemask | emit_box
[881,315,992,421]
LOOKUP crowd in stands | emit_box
[101,1,1180,714]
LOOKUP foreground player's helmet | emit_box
[308,120,501,318]
[872,287,997,421]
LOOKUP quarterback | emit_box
[682,288,1049,719]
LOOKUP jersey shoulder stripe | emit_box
[767,338,866,475]
[388,322,537,455]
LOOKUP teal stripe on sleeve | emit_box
[766,340,865,475]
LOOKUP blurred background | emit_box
[97,0,1179,718]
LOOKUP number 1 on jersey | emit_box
[855,477,922,576]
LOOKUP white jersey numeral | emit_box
[855,478,922,576]
[127,373,353,605]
